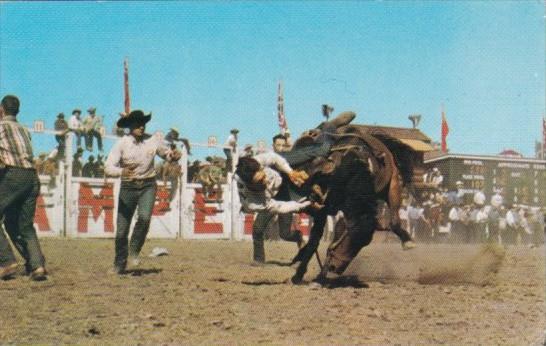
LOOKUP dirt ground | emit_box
[1,235,544,345]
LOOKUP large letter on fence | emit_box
[34,195,52,232]
[152,185,171,216]
[78,182,115,233]
[193,188,223,233]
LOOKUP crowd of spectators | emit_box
[398,168,545,247]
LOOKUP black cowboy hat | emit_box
[72,109,81,115]
[230,128,239,134]
[57,113,65,118]
[116,109,152,128]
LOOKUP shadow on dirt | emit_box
[264,260,293,267]
[125,268,162,276]
[318,275,369,289]
[241,280,288,286]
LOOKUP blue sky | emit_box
[0,1,544,159]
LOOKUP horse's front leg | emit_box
[291,212,327,284]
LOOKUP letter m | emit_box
[78,182,115,233]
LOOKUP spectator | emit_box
[530,207,545,246]
[470,191,488,243]
[223,128,238,172]
[187,160,200,183]
[459,205,472,243]
[82,107,103,152]
[161,159,182,201]
[54,113,69,159]
[487,201,502,244]
[504,205,519,245]
[113,112,127,137]
[42,154,59,189]
[407,202,423,239]
[518,208,533,246]
[424,167,443,188]
[398,202,410,233]
[94,154,105,178]
[241,144,254,158]
[82,155,96,178]
[69,108,84,148]
[448,202,464,243]
[455,180,465,203]
[164,127,192,155]
[72,147,84,177]
[34,152,48,174]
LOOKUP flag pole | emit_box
[277,80,288,135]
[441,103,449,153]
[124,58,131,115]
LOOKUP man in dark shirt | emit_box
[54,112,69,159]
[82,155,96,178]
[72,147,84,177]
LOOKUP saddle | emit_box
[292,115,396,194]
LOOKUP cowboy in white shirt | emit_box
[105,110,180,274]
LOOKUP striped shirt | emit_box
[0,115,35,169]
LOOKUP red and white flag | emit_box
[441,106,449,153]
[277,80,288,135]
[124,58,131,115]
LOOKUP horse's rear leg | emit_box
[291,213,327,285]
[387,173,415,250]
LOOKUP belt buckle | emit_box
[134,179,144,187]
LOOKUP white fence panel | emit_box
[35,175,64,237]
[181,183,232,239]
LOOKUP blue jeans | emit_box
[0,167,46,271]
[114,179,157,269]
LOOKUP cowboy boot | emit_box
[322,111,356,129]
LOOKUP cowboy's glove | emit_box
[288,170,309,187]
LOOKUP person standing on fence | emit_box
[72,147,84,177]
[0,95,47,281]
[83,107,103,152]
[105,110,181,274]
[82,155,96,178]
[224,128,238,173]
[54,112,69,159]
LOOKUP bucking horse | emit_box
[288,112,433,285]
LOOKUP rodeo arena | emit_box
[1,62,546,343]
[1,88,545,345]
